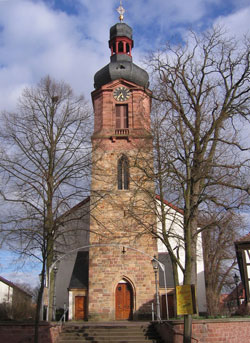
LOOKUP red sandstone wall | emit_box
[0,323,61,343]
[155,319,250,343]
[89,79,157,321]
[2,320,250,343]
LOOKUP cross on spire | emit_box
[117,0,125,22]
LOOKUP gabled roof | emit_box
[0,276,32,298]
[235,232,250,244]
[61,196,90,218]
[65,195,184,217]
[223,282,245,302]
[69,251,89,289]
[155,195,184,215]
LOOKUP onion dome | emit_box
[94,21,149,89]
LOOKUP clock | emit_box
[113,87,131,102]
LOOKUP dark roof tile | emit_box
[69,251,89,289]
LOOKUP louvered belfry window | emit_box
[118,155,129,190]
[116,105,128,129]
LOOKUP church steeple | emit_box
[117,0,125,22]
[94,15,149,89]
[89,7,157,322]
[107,0,133,61]
[109,22,133,62]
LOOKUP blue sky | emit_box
[0,0,250,287]
[0,0,250,112]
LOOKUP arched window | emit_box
[126,43,130,54]
[118,41,124,53]
[118,155,129,190]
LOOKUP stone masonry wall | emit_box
[155,319,250,343]
[89,140,157,321]
[89,80,157,321]
[0,322,61,343]
[88,246,156,321]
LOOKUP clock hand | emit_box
[118,92,124,100]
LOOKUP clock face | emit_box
[113,87,131,102]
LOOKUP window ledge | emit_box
[111,129,131,142]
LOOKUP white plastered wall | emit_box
[0,281,13,304]
[156,200,207,313]
[68,291,73,320]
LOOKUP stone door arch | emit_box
[115,279,133,320]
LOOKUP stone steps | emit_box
[58,323,163,343]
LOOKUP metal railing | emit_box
[115,128,129,135]
[58,305,68,326]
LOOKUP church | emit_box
[53,8,207,322]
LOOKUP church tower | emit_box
[88,6,157,321]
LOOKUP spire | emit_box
[117,1,125,22]
[93,3,149,90]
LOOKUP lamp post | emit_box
[39,272,44,320]
[233,273,240,308]
[151,255,161,321]
[52,260,59,321]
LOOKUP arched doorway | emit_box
[115,280,133,320]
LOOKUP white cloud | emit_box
[0,0,250,290]
[0,0,117,111]
[0,0,249,112]
[214,6,250,38]
[1,271,40,288]
[0,249,40,288]
[128,0,223,29]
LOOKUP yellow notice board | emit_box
[176,284,197,315]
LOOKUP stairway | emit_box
[58,322,163,343]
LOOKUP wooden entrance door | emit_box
[75,296,85,320]
[115,282,133,320]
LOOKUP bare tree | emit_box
[144,27,250,342]
[201,210,245,316]
[0,76,92,342]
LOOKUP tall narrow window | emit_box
[126,43,130,54]
[118,155,129,190]
[116,105,128,129]
[118,41,124,53]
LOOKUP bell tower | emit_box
[88,6,157,321]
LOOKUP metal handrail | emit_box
[58,306,68,325]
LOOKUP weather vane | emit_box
[117,0,125,22]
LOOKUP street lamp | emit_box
[151,255,161,321]
[233,273,240,307]
[52,254,59,321]
[39,272,44,320]
[52,265,58,321]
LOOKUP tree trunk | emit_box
[48,265,55,321]
[183,214,198,343]
[184,314,192,343]
[172,261,179,288]
[34,265,46,343]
